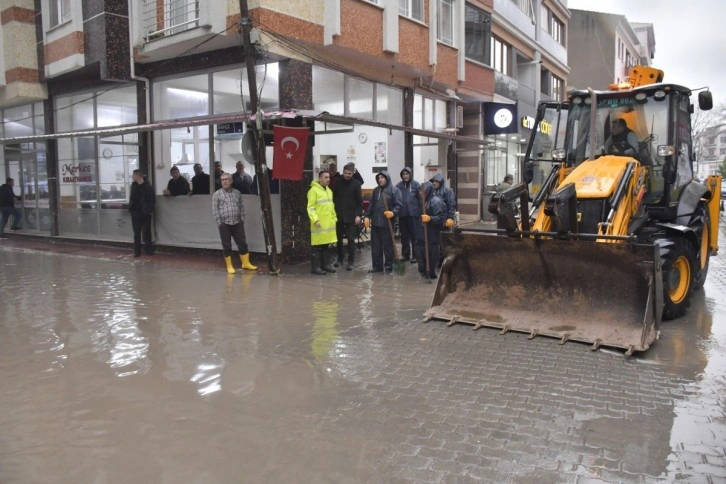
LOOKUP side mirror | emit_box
[698,91,713,111]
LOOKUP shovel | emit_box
[382,190,406,275]
[420,185,431,283]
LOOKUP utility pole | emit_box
[239,0,280,273]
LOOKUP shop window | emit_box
[153,74,210,121]
[347,77,374,120]
[97,86,138,127]
[377,85,403,125]
[313,66,345,115]
[465,4,491,65]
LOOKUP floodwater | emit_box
[1,224,725,483]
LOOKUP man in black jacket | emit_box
[0,177,22,238]
[191,163,211,195]
[128,170,156,256]
[332,162,363,270]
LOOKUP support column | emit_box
[278,59,314,263]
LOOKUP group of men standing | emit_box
[307,162,456,278]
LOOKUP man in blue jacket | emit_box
[396,167,423,264]
[363,171,401,274]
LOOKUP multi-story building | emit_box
[694,125,726,180]
[0,0,568,259]
[567,9,653,90]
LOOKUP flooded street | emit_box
[1,226,725,483]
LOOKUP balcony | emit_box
[143,0,200,42]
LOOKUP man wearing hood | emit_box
[307,170,338,275]
[363,171,402,274]
[430,173,456,229]
[332,162,363,271]
[396,167,423,264]
[420,182,447,279]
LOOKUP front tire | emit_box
[692,204,711,290]
[660,238,695,320]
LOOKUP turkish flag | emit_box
[272,125,309,181]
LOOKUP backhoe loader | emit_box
[426,67,722,354]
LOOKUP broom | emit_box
[382,190,406,275]
[420,185,431,283]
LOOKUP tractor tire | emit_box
[660,238,695,320]
[692,204,711,290]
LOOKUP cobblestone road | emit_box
[0,223,724,483]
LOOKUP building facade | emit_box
[0,0,569,260]
[567,9,653,91]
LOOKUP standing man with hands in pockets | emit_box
[213,173,258,274]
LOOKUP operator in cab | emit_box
[605,118,639,156]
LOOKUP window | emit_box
[720,147,726,155]
[540,6,564,45]
[49,0,71,28]
[551,74,563,101]
[707,136,716,145]
[399,0,423,21]
[465,3,491,65]
[438,0,454,46]
[491,36,510,75]
[143,0,200,41]
[720,135,726,143]
[511,0,533,18]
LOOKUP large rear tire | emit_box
[692,204,711,290]
[660,238,695,320]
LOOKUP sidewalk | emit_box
[0,234,288,274]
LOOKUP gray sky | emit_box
[566,0,726,105]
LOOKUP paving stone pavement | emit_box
[1,222,725,483]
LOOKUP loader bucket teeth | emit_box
[426,232,661,354]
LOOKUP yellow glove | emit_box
[445,218,455,228]
[363,217,370,229]
[384,211,394,219]
[421,214,431,223]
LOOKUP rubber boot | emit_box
[311,248,326,275]
[240,253,258,271]
[321,247,336,273]
[224,256,237,274]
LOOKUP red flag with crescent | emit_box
[272,125,309,181]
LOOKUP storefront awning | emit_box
[0,110,490,147]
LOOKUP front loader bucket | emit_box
[425,232,662,354]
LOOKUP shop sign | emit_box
[61,163,94,183]
[483,102,518,134]
[521,116,553,135]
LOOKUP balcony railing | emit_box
[143,0,200,42]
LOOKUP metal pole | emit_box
[238,0,280,273]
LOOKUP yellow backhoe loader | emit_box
[426,67,722,354]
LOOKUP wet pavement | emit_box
[1,225,725,483]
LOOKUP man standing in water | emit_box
[213,173,258,274]
[128,170,155,256]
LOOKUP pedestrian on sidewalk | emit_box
[213,172,258,274]
[363,171,401,274]
[396,167,423,264]
[0,177,22,239]
[307,170,338,275]
[332,162,363,271]
[128,170,155,256]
